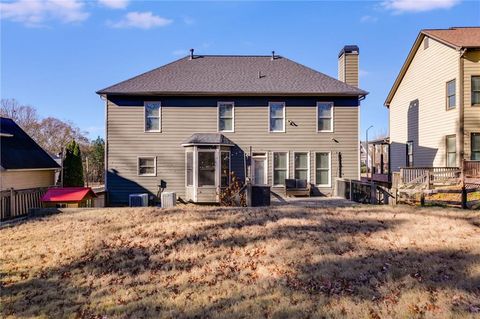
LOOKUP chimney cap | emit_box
[338,45,359,58]
[189,48,194,60]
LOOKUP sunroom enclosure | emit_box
[182,134,233,203]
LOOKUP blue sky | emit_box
[1,0,479,140]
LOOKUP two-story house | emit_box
[385,27,480,172]
[97,47,367,205]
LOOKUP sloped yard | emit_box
[1,205,479,318]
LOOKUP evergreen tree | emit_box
[63,140,84,187]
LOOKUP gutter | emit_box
[459,48,467,167]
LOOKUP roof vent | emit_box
[189,48,194,60]
[271,50,275,60]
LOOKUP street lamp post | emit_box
[366,125,374,179]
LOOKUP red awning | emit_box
[41,187,96,202]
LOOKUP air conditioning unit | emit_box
[129,193,149,207]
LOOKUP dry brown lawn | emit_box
[1,204,479,319]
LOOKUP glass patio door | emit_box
[252,155,267,185]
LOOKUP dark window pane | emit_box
[295,169,308,180]
[186,152,193,186]
[219,118,232,131]
[318,118,332,131]
[316,170,329,185]
[146,117,159,131]
[270,118,284,131]
[274,170,287,185]
[198,152,215,186]
[472,134,480,160]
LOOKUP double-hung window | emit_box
[406,141,414,167]
[138,157,156,176]
[145,101,161,132]
[269,102,285,132]
[446,135,456,167]
[473,76,480,105]
[186,152,194,186]
[273,152,288,186]
[472,133,480,160]
[315,152,330,186]
[218,102,234,132]
[317,102,333,132]
[294,152,309,180]
[446,80,456,109]
[198,151,216,187]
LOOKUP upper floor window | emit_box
[446,135,456,167]
[138,157,156,176]
[446,80,456,109]
[317,102,333,132]
[406,141,414,167]
[269,102,285,132]
[472,133,480,160]
[218,102,234,132]
[472,76,480,105]
[145,101,161,132]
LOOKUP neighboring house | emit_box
[360,141,371,169]
[385,27,480,172]
[97,47,367,205]
[0,117,60,190]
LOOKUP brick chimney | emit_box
[338,45,359,87]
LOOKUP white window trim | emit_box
[137,156,157,177]
[293,151,310,183]
[185,150,194,187]
[144,101,162,133]
[314,152,331,187]
[268,102,286,133]
[272,151,289,187]
[445,135,456,167]
[316,102,334,133]
[217,102,235,133]
[197,149,217,188]
[252,153,268,185]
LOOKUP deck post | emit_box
[426,170,431,190]
[9,188,15,219]
[461,186,467,209]
[370,181,377,204]
[420,192,425,207]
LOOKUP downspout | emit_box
[459,48,466,171]
[102,94,109,204]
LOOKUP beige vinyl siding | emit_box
[107,100,359,203]
[389,37,460,171]
[463,50,480,160]
[0,170,55,191]
[338,55,345,83]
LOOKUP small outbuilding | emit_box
[41,187,96,208]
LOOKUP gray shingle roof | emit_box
[181,133,235,146]
[97,55,367,96]
[1,117,60,170]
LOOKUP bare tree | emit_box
[1,98,89,155]
[1,98,39,137]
